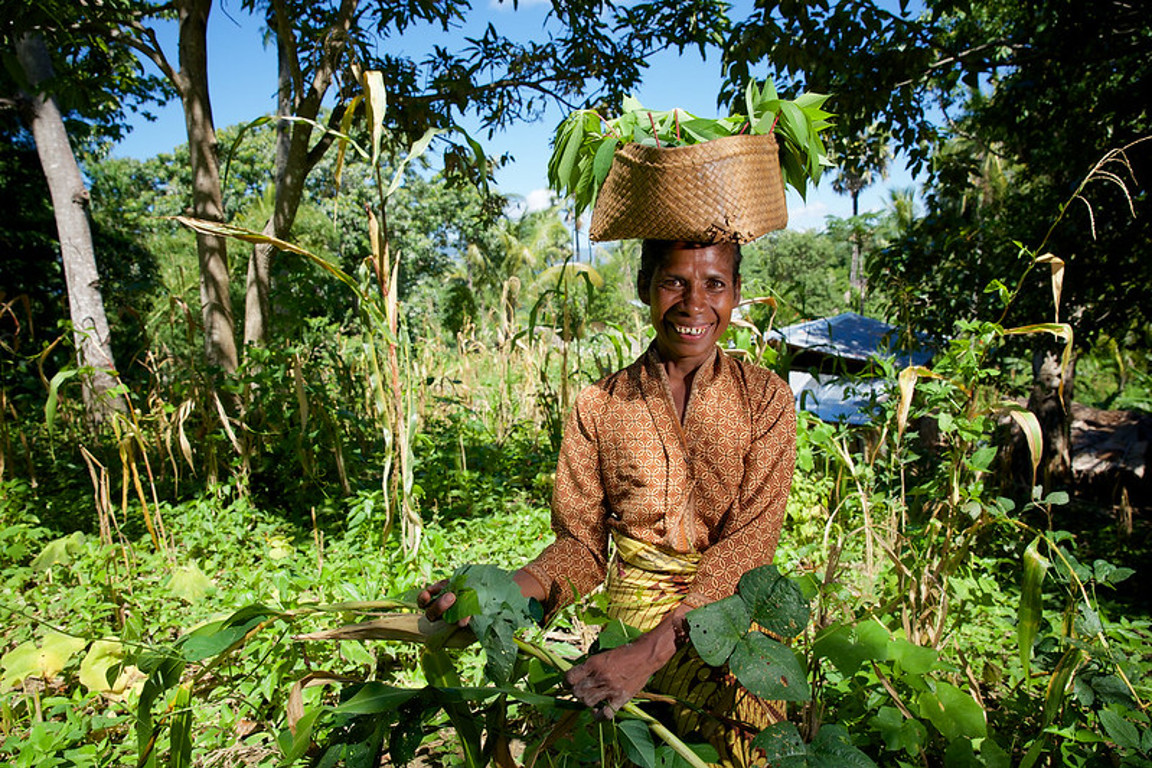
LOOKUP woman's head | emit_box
[637,240,742,369]
[637,240,742,296]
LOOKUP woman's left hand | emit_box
[564,604,691,720]
[565,640,664,720]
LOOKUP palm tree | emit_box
[831,125,893,313]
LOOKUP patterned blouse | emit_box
[522,343,796,612]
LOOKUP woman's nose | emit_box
[683,283,706,311]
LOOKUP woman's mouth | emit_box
[671,323,709,337]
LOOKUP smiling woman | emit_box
[421,104,797,767]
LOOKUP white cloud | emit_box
[785,200,831,232]
[524,188,555,213]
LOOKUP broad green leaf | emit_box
[967,445,998,472]
[1075,604,1103,636]
[917,682,986,740]
[442,564,538,685]
[750,721,806,765]
[31,531,85,571]
[728,632,810,701]
[812,624,870,676]
[618,717,657,768]
[806,724,878,768]
[687,595,750,665]
[335,681,421,714]
[45,368,80,433]
[855,621,892,661]
[592,137,620,189]
[598,619,643,650]
[736,564,809,638]
[1018,537,1049,677]
[167,562,215,604]
[277,707,325,763]
[889,638,937,676]
[80,640,125,693]
[980,735,1012,768]
[869,706,926,755]
[178,604,276,662]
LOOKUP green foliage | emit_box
[548,79,833,216]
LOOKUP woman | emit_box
[421,238,796,765]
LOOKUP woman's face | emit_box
[641,243,741,369]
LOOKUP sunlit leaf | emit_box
[80,640,126,693]
[167,562,215,604]
[362,70,387,166]
[1,631,87,688]
[1035,253,1064,322]
[896,366,937,440]
[31,531,85,571]
[1018,538,1048,678]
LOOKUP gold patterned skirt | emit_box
[604,531,784,768]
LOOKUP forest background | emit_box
[1,0,1150,766]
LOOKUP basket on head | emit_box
[588,133,788,244]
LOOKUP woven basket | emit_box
[588,133,788,243]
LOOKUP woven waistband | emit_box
[611,529,700,576]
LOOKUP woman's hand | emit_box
[565,604,691,720]
[565,640,664,720]
[417,569,548,626]
[416,579,468,625]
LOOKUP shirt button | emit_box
[655,521,666,534]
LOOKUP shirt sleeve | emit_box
[683,372,796,608]
[521,387,610,612]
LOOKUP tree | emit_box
[111,0,733,375]
[1,1,165,422]
[830,125,892,313]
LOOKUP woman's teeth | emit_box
[674,324,707,337]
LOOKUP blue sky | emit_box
[113,0,919,232]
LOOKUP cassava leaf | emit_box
[736,564,809,638]
[727,632,810,701]
[686,595,750,666]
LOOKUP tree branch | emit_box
[269,0,304,107]
[114,21,180,93]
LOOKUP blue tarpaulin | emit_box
[772,313,935,424]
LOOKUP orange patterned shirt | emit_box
[523,344,796,612]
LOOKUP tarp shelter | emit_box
[770,312,935,425]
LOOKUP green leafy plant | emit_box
[548,79,834,216]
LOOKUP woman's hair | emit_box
[638,240,743,295]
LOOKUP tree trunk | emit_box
[242,0,356,348]
[177,0,239,373]
[1028,346,1076,490]
[848,188,865,314]
[15,33,126,423]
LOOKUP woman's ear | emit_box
[637,271,651,306]
[734,275,742,304]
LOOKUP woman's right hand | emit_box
[416,579,469,625]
